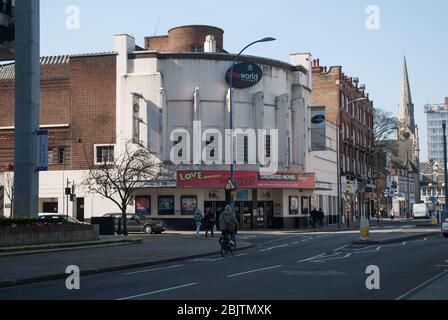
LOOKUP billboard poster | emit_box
[158,196,175,215]
[135,196,151,216]
[310,107,327,151]
[181,196,197,215]
[36,130,49,171]
[289,196,300,215]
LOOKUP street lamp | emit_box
[336,97,367,229]
[227,37,276,211]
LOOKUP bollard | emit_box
[360,217,370,242]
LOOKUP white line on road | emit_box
[116,283,198,300]
[259,244,289,252]
[123,264,184,276]
[395,270,448,300]
[334,244,350,251]
[226,265,283,278]
[298,253,326,263]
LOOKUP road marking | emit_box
[396,270,448,300]
[334,244,350,251]
[123,264,184,276]
[226,265,283,278]
[116,283,198,300]
[292,241,300,245]
[283,270,348,276]
[436,265,448,268]
[259,244,289,252]
[298,253,326,263]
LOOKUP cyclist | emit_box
[219,205,239,247]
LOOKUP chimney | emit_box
[445,97,448,106]
[204,35,217,53]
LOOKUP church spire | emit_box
[398,56,415,137]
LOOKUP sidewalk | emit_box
[0,234,253,288]
[353,228,440,245]
[408,271,448,300]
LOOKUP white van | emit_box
[412,204,430,219]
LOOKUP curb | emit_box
[352,232,440,245]
[0,243,256,289]
[0,238,143,257]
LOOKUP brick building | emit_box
[311,59,375,223]
[0,25,320,230]
[0,53,117,217]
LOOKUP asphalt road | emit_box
[0,226,447,300]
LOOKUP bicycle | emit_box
[219,232,235,258]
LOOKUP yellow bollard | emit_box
[360,217,370,242]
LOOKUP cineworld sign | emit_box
[225,62,263,89]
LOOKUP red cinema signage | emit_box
[176,170,315,189]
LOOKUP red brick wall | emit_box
[168,25,223,52]
[69,55,116,170]
[144,36,169,51]
[0,54,116,171]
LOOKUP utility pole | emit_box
[13,1,40,218]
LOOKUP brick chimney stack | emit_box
[445,97,448,106]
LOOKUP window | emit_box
[95,145,114,165]
[265,135,271,159]
[58,147,65,164]
[244,136,249,163]
[48,150,54,165]
[190,45,203,53]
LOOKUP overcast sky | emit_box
[40,0,448,161]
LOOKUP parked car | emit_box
[442,218,448,238]
[37,215,87,225]
[103,213,166,234]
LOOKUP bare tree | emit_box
[373,108,399,145]
[0,165,14,217]
[82,144,171,235]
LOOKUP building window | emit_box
[58,147,65,164]
[244,136,249,163]
[48,150,54,165]
[95,145,115,165]
[190,45,203,53]
[265,135,271,159]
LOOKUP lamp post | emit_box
[227,37,276,211]
[442,121,448,212]
[336,97,367,229]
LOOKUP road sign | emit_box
[225,179,237,191]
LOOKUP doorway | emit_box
[234,202,253,230]
[204,201,226,230]
[257,201,274,229]
[76,198,85,222]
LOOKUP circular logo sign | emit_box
[225,62,263,89]
[311,114,326,124]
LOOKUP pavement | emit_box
[0,220,446,299]
[0,234,253,288]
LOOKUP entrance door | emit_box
[235,202,253,230]
[257,201,274,229]
[76,198,85,222]
[204,201,226,230]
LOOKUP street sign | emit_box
[225,179,237,191]
[36,130,49,171]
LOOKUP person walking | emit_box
[311,208,318,229]
[205,208,216,238]
[318,208,325,227]
[193,209,203,239]
[390,208,396,222]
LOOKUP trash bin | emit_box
[91,217,115,236]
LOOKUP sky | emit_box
[39,0,448,161]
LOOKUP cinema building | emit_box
[0,25,322,229]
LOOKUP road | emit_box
[0,223,447,300]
